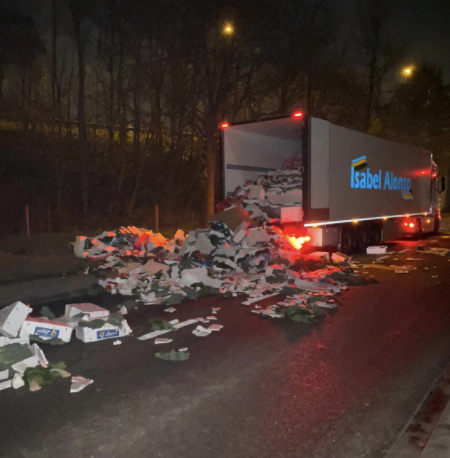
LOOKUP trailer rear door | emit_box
[222,117,303,197]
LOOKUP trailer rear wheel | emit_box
[340,227,354,255]
[414,218,423,240]
[368,224,382,245]
[356,226,370,252]
[434,216,440,234]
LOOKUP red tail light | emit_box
[409,222,415,228]
[221,122,229,129]
[284,234,311,250]
[293,111,303,118]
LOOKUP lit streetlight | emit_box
[402,66,413,77]
[223,23,234,35]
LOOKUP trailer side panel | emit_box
[308,118,432,223]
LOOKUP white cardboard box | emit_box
[74,236,88,258]
[0,301,32,338]
[75,321,131,343]
[367,245,388,254]
[0,335,29,347]
[280,206,303,224]
[283,189,303,204]
[65,303,110,320]
[20,317,74,343]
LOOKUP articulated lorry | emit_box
[221,113,445,253]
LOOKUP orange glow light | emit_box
[285,235,303,250]
[282,234,312,250]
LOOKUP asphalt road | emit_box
[2,235,450,458]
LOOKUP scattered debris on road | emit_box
[367,246,388,254]
[155,350,190,361]
[417,246,450,257]
[3,182,449,397]
[70,376,94,393]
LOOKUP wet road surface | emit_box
[1,235,450,458]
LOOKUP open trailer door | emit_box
[222,115,304,198]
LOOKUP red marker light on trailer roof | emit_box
[220,122,229,129]
[293,111,303,118]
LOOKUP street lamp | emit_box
[223,23,234,35]
[402,66,413,77]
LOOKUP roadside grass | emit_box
[0,222,201,283]
[0,233,88,283]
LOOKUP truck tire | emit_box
[340,227,354,255]
[415,219,423,240]
[368,224,382,245]
[434,217,440,234]
[356,225,370,252]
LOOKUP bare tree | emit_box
[356,0,402,132]
[69,0,90,214]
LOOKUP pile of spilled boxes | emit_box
[72,203,350,315]
[217,169,303,225]
[0,300,131,393]
[0,301,54,392]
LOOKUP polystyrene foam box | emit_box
[0,302,32,338]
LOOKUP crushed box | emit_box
[20,317,74,343]
[0,302,32,338]
[65,303,110,320]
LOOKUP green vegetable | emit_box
[30,335,66,346]
[182,287,199,300]
[283,305,316,323]
[164,293,185,305]
[155,350,189,361]
[117,299,137,310]
[279,286,305,295]
[148,318,175,332]
[78,319,106,329]
[87,284,104,296]
[0,344,33,371]
[23,362,70,391]
[107,313,124,327]
[40,306,56,319]
[310,304,326,317]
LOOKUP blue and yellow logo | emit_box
[351,156,412,199]
[35,327,60,339]
[96,329,120,340]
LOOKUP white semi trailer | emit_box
[221,113,445,253]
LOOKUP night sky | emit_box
[339,0,450,80]
[6,0,450,81]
